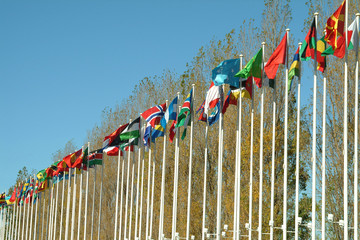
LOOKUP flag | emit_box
[316,36,327,72]
[288,46,301,92]
[325,0,346,50]
[151,124,165,142]
[87,151,104,167]
[196,100,207,122]
[264,32,287,82]
[160,96,178,129]
[0,193,5,205]
[212,58,240,87]
[235,48,262,85]
[141,103,167,128]
[119,117,141,141]
[63,149,83,169]
[300,18,316,61]
[72,147,89,169]
[208,101,221,126]
[204,82,221,114]
[175,89,193,139]
[103,123,129,148]
[241,77,253,99]
[6,188,16,205]
[143,123,152,146]
[169,121,177,143]
[322,19,359,58]
[222,88,240,114]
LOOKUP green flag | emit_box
[234,48,262,80]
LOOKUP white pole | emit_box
[83,142,91,240]
[283,28,290,240]
[90,166,97,240]
[65,168,73,240]
[248,77,255,240]
[145,143,152,240]
[118,152,125,240]
[49,183,56,240]
[295,42,302,240]
[201,116,209,240]
[159,101,168,240]
[97,152,105,240]
[171,96,181,240]
[21,182,27,240]
[186,84,195,240]
[25,186,31,240]
[149,145,156,239]
[139,145,146,240]
[311,13,318,240]
[59,174,66,240]
[12,186,18,240]
[135,142,143,239]
[71,169,78,240]
[48,182,54,240]
[343,1,349,238]
[114,144,122,240]
[235,54,243,240]
[29,178,35,240]
[33,187,40,240]
[77,154,84,240]
[258,42,266,240]
[354,13,360,240]
[14,185,20,240]
[124,127,133,240]
[216,85,224,240]
[10,197,16,240]
[41,189,46,240]
[128,149,136,240]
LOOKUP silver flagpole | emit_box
[77,149,85,240]
[139,143,146,240]
[97,151,105,240]
[124,123,132,240]
[343,1,349,238]
[59,173,66,240]
[21,180,27,240]
[354,13,360,240]
[216,85,224,240]
[53,177,60,240]
[248,77,255,240]
[158,99,168,240]
[65,168,72,240]
[128,148,136,240]
[46,181,53,240]
[186,84,195,240]
[33,185,40,240]
[83,142,91,240]
[145,141,152,240]
[11,186,18,240]
[90,166,97,240]
[71,167,78,240]
[283,29,290,240]
[41,188,46,240]
[25,181,31,240]
[118,152,125,240]
[14,184,20,240]
[29,176,35,240]
[149,143,156,239]
[49,182,56,240]
[258,42,266,240]
[135,136,143,239]
[294,42,302,240]
[171,95,181,240]
[114,142,122,240]
[201,110,209,240]
[311,13,318,240]
[10,195,16,240]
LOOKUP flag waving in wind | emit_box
[176,89,193,140]
[212,59,240,87]
[264,32,287,81]
[325,0,346,50]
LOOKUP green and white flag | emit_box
[120,117,141,141]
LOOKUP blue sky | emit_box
[0,0,312,192]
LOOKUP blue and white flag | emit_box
[212,58,240,88]
[160,96,178,129]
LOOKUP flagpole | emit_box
[114,142,122,240]
[25,182,31,240]
[29,177,35,240]
[139,143,146,240]
[124,121,132,240]
[149,143,156,239]
[310,13,318,240]
[90,166,97,240]
[135,138,143,239]
[21,180,27,240]
[321,30,327,240]
[46,181,53,240]
[83,142,90,240]
[235,54,243,240]
[145,140,152,240]
[49,182,55,240]
[118,152,125,240]
[97,150,105,240]
[33,186,40,240]
[283,28,290,240]
[343,0,349,238]
[248,76,255,240]
[159,100,168,240]
[128,148,136,240]
[71,167,78,240]
[216,85,224,240]
[41,187,46,240]
[12,185,18,240]
[258,42,266,240]
[65,167,73,240]
[77,152,85,240]
[185,84,195,240]
[201,110,209,240]
[354,13,360,240]
[14,184,20,240]
[171,95,181,240]
[59,174,66,240]
[294,42,302,240]
[18,185,24,240]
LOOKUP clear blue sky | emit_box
[0,0,310,192]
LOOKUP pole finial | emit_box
[286,28,290,32]
[239,54,243,57]
[192,83,195,87]
[298,42,303,46]
[356,13,360,17]
[262,42,266,45]
[314,12,319,16]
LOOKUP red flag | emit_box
[325,0,346,50]
[169,121,177,143]
[264,32,287,80]
[63,149,82,168]
[8,188,16,203]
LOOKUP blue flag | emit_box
[160,96,178,129]
[212,58,240,88]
